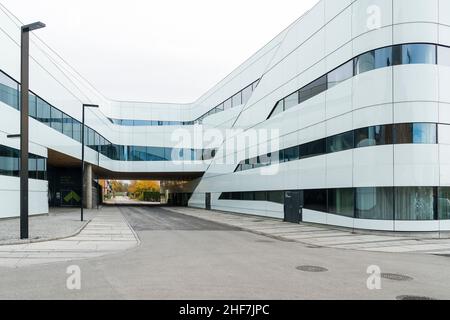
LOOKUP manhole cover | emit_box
[396,295,436,301]
[296,265,328,273]
[381,273,413,282]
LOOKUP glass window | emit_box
[37,98,51,127]
[0,72,19,109]
[299,138,326,159]
[269,100,284,118]
[304,189,327,212]
[87,128,95,148]
[129,146,147,161]
[395,123,437,144]
[299,75,327,103]
[28,93,37,118]
[0,145,18,177]
[62,113,73,138]
[223,98,232,110]
[439,187,450,220]
[439,45,450,67]
[72,120,82,143]
[242,85,253,105]
[36,157,46,180]
[148,147,166,161]
[355,51,375,74]
[219,193,231,200]
[232,92,242,107]
[231,192,242,200]
[284,91,299,110]
[284,146,299,162]
[28,155,37,180]
[375,46,393,69]
[395,44,437,65]
[242,192,254,201]
[328,189,354,217]
[254,191,267,201]
[50,107,63,132]
[355,125,393,148]
[412,123,437,144]
[328,60,353,88]
[395,187,436,220]
[326,131,354,153]
[356,187,394,220]
[268,191,284,204]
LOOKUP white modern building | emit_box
[1,0,450,232]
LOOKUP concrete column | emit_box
[83,164,93,209]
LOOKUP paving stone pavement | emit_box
[0,207,139,268]
[166,207,450,255]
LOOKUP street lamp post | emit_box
[80,104,99,222]
[19,22,45,240]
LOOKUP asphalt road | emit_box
[1,205,450,300]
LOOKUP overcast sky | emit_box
[1,0,318,103]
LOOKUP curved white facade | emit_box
[1,0,450,232]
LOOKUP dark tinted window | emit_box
[242,192,254,201]
[254,191,267,201]
[268,191,284,204]
[355,125,393,147]
[283,146,299,162]
[326,131,354,153]
[299,75,327,103]
[304,189,327,212]
[328,189,354,217]
[300,138,326,159]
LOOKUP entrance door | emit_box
[284,191,303,223]
[205,193,211,210]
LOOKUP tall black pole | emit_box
[20,29,29,239]
[81,105,85,222]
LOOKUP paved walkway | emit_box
[0,207,139,268]
[166,207,450,255]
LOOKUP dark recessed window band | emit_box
[219,186,450,221]
[0,70,216,162]
[268,43,450,119]
[0,144,47,180]
[235,122,438,173]
[108,79,260,127]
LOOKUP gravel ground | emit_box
[0,208,95,245]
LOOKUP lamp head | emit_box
[22,22,46,32]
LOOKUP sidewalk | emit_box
[166,207,450,255]
[0,207,139,268]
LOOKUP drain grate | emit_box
[381,273,413,282]
[396,295,436,301]
[252,220,265,223]
[296,265,328,273]
[306,245,323,249]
